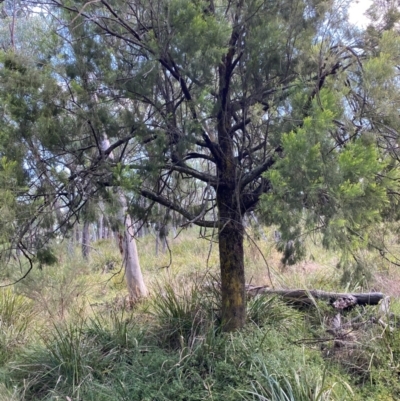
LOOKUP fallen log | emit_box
[245,285,385,308]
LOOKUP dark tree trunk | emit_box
[217,189,246,331]
[216,36,247,330]
[159,224,168,254]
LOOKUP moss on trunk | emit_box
[218,189,246,331]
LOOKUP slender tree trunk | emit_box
[82,220,90,260]
[99,130,148,300]
[160,224,168,254]
[67,237,75,257]
[155,225,160,256]
[155,223,168,256]
[97,215,103,241]
[161,233,167,254]
[118,193,148,301]
[75,224,80,243]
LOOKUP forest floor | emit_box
[0,226,400,400]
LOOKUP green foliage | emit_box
[0,158,19,250]
[165,0,230,83]
[260,87,398,264]
[36,247,58,268]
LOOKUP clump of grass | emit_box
[150,279,218,350]
[86,305,146,354]
[0,383,21,401]
[0,288,36,366]
[242,359,352,401]
[8,318,118,400]
[247,294,303,329]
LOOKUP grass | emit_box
[0,226,399,400]
[0,288,37,365]
[241,360,352,401]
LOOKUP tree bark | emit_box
[118,193,148,301]
[214,16,248,330]
[82,221,90,260]
[217,189,246,331]
[99,130,148,301]
[155,225,160,257]
[216,54,247,329]
[98,214,104,240]
[67,237,74,258]
[75,224,80,244]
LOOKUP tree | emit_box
[0,46,150,299]
[3,0,400,330]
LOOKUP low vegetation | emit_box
[0,227,399,400]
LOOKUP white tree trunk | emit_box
[155,227,160,256]
[75,224,81,243]
[98,214,104,240]
[118,193,148,300]
[99,124,148,301]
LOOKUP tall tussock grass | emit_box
[0,288,36,366]
[150,278,220,350]
[241,360,351,401]
[9,320,110,400]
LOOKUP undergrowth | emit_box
[0,228,399,400]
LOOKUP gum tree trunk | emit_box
[118,192,148,301]
[82,221,90,260]
[98,213,104,240]
[100,132,148,301]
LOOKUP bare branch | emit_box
[140,189,216,228]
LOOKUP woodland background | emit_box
[0,0,400,399]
